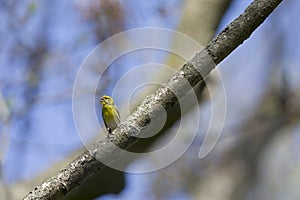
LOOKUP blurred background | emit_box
[1,0,300,199]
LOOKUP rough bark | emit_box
[24,0,283,199]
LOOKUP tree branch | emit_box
[24,0,283,199]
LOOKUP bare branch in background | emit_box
[0,92,11,200]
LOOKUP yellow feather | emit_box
[100,95,120,133]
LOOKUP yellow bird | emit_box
[100,95,120,134]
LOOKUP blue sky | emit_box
[1,0,300,199]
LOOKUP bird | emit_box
[100,95,120,134]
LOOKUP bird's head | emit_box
[100,95,114,106]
